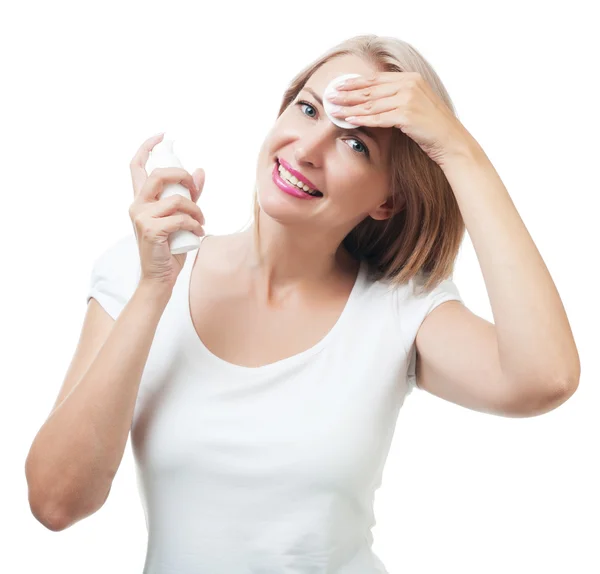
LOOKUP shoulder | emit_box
[371,269,464,394]
[94,232,138,262]
[374,268,461,307]
[362,264,459,296]
[90,233,140,283]
[407,271,462,307]
[87,233,141,319]
[362,266,463,339]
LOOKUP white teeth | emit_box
[278,162,320,195]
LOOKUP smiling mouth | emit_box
[275,159,323,197]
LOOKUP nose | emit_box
[294,125,335,168]
[294,147,318,169]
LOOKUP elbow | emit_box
[504,371,580,418]
[31,503,70,532]
[25,461,77,532]
[549,360,581,406]
[28,486,105,532]
[26,461,65,531]
[538,377,579,415]
[25,454,112,532]
[28,487,97,532]
[28,486,71,532]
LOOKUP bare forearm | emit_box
[26,281,172,527]
[441,143,580,390]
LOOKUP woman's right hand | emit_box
[128,133,206,290]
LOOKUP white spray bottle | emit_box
[148,139,201,255]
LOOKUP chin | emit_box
[257,186,308,225]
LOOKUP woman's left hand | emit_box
[326,72,477,166]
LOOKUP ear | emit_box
[368,195,405,221]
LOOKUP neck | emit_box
[239,213,357,291]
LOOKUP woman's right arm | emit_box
[25,133,205,532]
[25,280,172,531]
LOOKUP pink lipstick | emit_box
[272,160,322,200]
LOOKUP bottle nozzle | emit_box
[150,139,183,169]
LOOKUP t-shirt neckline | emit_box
[181,235,366,376]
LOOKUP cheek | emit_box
[332,174,385,214]
[325,177,368,210]
[333,171,367,198]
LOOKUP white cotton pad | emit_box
[323,73,362,129]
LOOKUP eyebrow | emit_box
[302,86,381,153]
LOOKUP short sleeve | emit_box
[398,273,464,393]
[86,233,141,320]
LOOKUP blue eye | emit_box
[299,101,317,118]
[296,100,370,158]
[348,139,368,155]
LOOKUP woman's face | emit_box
[256,54,395,237]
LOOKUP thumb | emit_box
[192,168,206,202]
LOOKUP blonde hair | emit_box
[248,34,466,294]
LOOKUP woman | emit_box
[26,35,580,572]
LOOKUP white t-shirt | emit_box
[87,232,463,574]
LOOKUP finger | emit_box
[335,71,407,91]
[326,83,397,106]
[330,96,398,119]
[343,108,404,128]
[130,133,165,197]
[191,168,205,203]
[147,213,205,238]
[141,167,197,202]
[145,193,205,225]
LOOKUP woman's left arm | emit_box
[330,71,581,395]
[440,142,580,393]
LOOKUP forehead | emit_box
[308,54,380,90]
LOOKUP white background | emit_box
[4,1,598,572]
